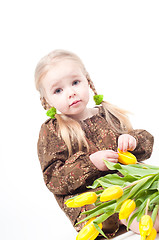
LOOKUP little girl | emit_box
[35,49,154,238]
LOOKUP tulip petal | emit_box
[65,192,97,208]
[118,149,137,165]
[119,199,136,220]
[146,228,157,240]
[100,185,123,202]
[139,215,153,238]
[76,218,102,240]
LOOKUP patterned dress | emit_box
[37,106,154,238]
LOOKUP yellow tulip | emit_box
[65,192,97,208]
[139,215,153,240]
[118,148,137,165]
[119,199,136,220]
[76,218,102,240]
[146,228,157,240]
[100,185,123,202]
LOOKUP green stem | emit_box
[145,198,150,215]
[123,176,151,190]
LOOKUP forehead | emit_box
[44,59,84,84]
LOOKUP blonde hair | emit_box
[35,49,132,156]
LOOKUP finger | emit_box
[118,138,123,151]
[127,139,134,151]
[106,151,119,159]
[128,138,136,151]
[122,140,128,152]
[107,158,118,163]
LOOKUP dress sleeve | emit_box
[128,129,154,161]
[37,120,100,196]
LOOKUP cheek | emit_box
[45,94,59,108]
[82,87,90,101]
[45,95,54,107]
[52,95,67,110]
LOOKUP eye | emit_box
[54,88,62,94]
[72,80,80,86]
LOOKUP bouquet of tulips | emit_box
[65,150,159,240]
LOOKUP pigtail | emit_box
[40,97,51,110]
[55,114,89,156]
[101,101,133,133]
[40,96,89,156]
[86,73,133,133]
[86,72,98,95]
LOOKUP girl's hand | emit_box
[118,134,137,152]
[89,150,118,171]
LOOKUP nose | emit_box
[68,87,76,99]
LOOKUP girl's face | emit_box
[42,59,90,120]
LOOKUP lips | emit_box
[70,100,81,107]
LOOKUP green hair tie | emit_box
[46,107,57,119]
[93,95,103,105]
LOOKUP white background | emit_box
[0,1,159,239]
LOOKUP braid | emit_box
[40,97,51,110]
[86,72,132,132]
[86,72,98,95]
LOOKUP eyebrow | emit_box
[50,82,59,91]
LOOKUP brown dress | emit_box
[37,106,154,238]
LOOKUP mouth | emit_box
[70,100,81,107]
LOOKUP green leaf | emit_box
[76,208,105,225]
[128,176,152,198]
[93,211,114,225]
[104,161,159,177]
[93,222,108,239]
[150,194,159,205]
[150,179,159,191]
[104,161,123,171]
[136,192,159,222]
[136,200,148,221]
[131,174,159,199]
[89,173,138,190]
[151,204,159,224]
[77,203,116,225]
[135,190,155,207]
[81,200,116,215]
[93,212,115,238]
[115,187,133,211]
